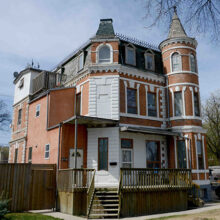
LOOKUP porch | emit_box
[57,168,192,218]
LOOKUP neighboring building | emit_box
[9,12,209,200]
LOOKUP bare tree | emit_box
[203,91,220,164]
[143,0,220,41]
[0,100,11,131]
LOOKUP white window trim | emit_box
[96,43,113,64]
[125,43,136,66]
[45,144,50,159]
[144,50,155,71]
[78,52,84,72]
[121,148,133,168]
[170,51,182,73]
[36,104,40,117]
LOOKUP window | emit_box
[127,88,137,114]
[76,93,81,116]
[146,141,160,168]
[171,52,181,72]
[14,149,18,163]
[98,45,111,63]
[125,45,135,65]
[78,53,84,71]
[45,144,50,159]
[17,109,22,125]
[177,140,187,168]
[28,147,32,163]
[121,139,133,168]
[194,92,200,116]
[148,92,157,117]
[18,78,24,89]
[145,53,154,70]
[98,138,108,171]
[190,54,196,72]
[36,104,40,117]
[197,141,204,169]
[174,92,183,116]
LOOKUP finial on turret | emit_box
[173,5,177,14]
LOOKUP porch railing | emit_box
[120,168,192,190]
[57,168,95,192]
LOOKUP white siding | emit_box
[120,132,168,168]
[87,127,120,187]
[88,76,119,120]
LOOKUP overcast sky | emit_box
[0,0,220,145]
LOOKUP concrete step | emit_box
[89,213,119,218]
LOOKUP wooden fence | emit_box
[0,163,56,212]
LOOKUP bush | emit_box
[0,192,10,218]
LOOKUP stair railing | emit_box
[118,169,123,218]
[87,169,96,217]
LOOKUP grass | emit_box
[3,213,63,220]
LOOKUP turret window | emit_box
[98,45,111,63]
[125,45,136,66]
[194,92,200,116]
[197,140,204,169]
[174,91,183,116]
[190,53,197,72]
[171,52,181,72]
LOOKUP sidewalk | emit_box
[31,202,220,220]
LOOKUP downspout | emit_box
[56,122,62,211]
[74,87,78,169]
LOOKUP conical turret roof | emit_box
[168,10,187,38]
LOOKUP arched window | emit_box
[98,45,111,63]
[171,52,181,72]
[125,44,136,66]
[190,53,197,72]
[145,51,155,71]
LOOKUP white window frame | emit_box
[45,144,50,159]
[125,44,136,66]
[97,44,113,64]
[36,104,40,117]
[171,52,182,72]
[144,50,155,71]
[78,52,84,71]
[121,139,133,168]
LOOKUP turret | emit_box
[159,10,201,128]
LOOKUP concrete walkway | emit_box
[31,202,220,220]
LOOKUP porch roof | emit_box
[120,125,180,136]
[63,115,119,128]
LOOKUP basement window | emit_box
[45,144,50,159]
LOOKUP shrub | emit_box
[0,192,10,218]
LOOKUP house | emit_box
[9,11,210,217]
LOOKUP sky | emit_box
[0,0,220,145]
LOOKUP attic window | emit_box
[19,78,24,89]
[98,45,111,63]
[78,53,84,71]
[145,52,155,71]
[125,45,136,66]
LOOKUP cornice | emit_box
[159,37,197,50]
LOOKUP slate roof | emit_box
[168,11,187,38]
[96,18,115,37]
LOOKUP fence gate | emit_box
[0,164,56,212]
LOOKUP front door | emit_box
[69,149,83,168]
[98,138,108,171]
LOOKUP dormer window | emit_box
[19,78,24,89]
[145,51,155,71]
[190,53,197,73]
[171,52,181,72]
[78,53,84,71]
[98,45,111,63]
[125,45,136,66]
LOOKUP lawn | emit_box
[3,213,63,220]
[149,209,220,220]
